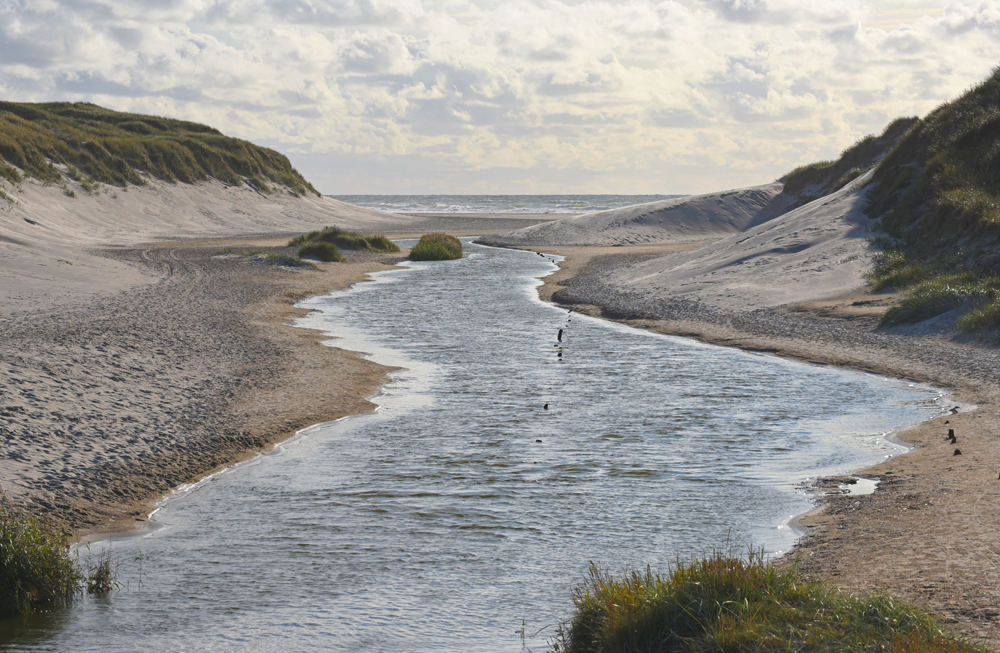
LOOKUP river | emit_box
[0,240,945,652]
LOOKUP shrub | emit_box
[0,492,82,616]
[288,226,400,253]
[409,233,462,261]
[552,549,986,653]
[297,241,345,262]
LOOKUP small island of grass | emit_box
[409,233,462,261]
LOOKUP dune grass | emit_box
[409,233,463,261]
[861,66,1000,334]
[0,101,318,196]
[287,226,399,253]
[296,241,345,262]
[0,492,82,617]
[551,550,986,653]
[780,117,916,208]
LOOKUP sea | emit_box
[0,240,946,652]
[327,194,685,214]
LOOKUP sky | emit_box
[1,1,999,194]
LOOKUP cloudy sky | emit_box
[1,1,998,194]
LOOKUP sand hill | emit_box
[0,176,411,314]
[478,182,794,247]
[595,172,876,311]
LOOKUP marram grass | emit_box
[409,233,463,261]
[859,66,1000,334]
[551,550,986,653]
[297,241,345,262]
[288,226,400,254]
[0,101,318,196]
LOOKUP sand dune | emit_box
[599,172,875,310]
[478,182,793,247]
[0,177,409,314]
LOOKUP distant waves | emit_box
[328,193,685,214]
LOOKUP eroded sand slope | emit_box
[479,182,792,247]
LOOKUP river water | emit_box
[0,241,945,652]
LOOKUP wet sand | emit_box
[535,244,1000,643]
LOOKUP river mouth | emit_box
[0,240,945,652]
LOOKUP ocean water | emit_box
[328,194,684,214]
[0,241,945,652]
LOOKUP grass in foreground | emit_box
[288,226,399,253]
[551,550,985,653]
[409,233,462,261]
[0,492,82,617]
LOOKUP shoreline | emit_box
[0,211,565,541]
[522,243,1000,642]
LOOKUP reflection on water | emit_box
[0,241,944,652]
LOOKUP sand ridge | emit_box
[478,182,794,247]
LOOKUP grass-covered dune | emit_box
[849,66,1000,333]
[552,551,986,653]
[782,116,918,208]
[0,101,318,196]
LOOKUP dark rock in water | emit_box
[543,403,548,410]
[536,439,542,443]
[953,449,962,456]
[557,328,563,342]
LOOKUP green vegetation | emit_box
[861,66,1000,334]
[409,233,463,261]
[297,241,345,262]
[552,550,984,653]
[287,226,399,253]
[781,117,917,208]
[0,492,82,617]
[0,101,318,196]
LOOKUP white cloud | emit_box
[0,0,998,192]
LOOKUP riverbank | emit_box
[0,207,565,538]
[531,244,1000,642]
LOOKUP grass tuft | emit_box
[551,550,986,653]
[409,233,463,261]
[287,226,400,253]
[0,491,83,617]
[297,241,345,262]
